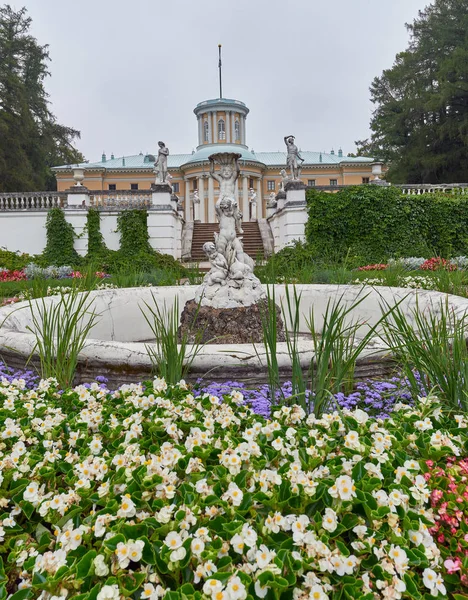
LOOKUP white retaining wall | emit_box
[0,209,184,259]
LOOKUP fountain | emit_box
[178,151,285,343]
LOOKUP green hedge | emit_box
[305,186,468,262]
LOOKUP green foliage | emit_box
[305,186,468,263]
[380,297,468,412]
[0,6,84,192]
[0,249,35,270]
[42,208,81,267]
[108,210,185,276]
[141,295,205,384]
[85,208,106,259]
[362,0,468,183]
[27,288,100,388]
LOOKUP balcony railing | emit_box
[0,192,65,210]
[88,190,152,209]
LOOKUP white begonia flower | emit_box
[128,539,144,562]
[222,482,244,507]
[422,569,446,596]
[328,475,356,501]
[254,580,269,599]
[115,542,131,568]
[89,437,103,455]
[203,579,223,596]
[23,481,40,504]
[93,555,109,577]
[353,525,368,539]
[309,585,329,600]
[255,544,276,569]
[164,531,183,550]
[226,576,247,600]
[344,430,361,450]
[408,530,423,546]
[117,495,136,518]
[191,538,205,556]
[169,547,186,562]
[153,378,167,392]
[230,533,245,554]
[322,508,338,533]
[96,584,120,600]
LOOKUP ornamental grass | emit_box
[0,376,466,599]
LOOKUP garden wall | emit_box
[0,208,184,259]
[306,186,468,262]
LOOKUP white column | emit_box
[208,176,215,222]
[257,177,263,219]
[232,112,236,142]
[208,112,213,144]
[212,111,217,143]
[241,117,246,145]
[197,116,202,146]
[185,179,192,222]
[235,179,239,204]
[242,175,249,219]
[226,111,231,143]
[198,176,205,223]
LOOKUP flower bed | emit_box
[0,376,466,599]
[427,456,468,591]
[358,256,468,273]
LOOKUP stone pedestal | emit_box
[151,183,172,207]
[276,190,286,211]
[178,298,285,344]
[66,186,90,207]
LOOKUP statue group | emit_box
[195,152,264,309]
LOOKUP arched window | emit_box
[218,119,226,141]
[234,120,240,142]
[204,121,209,142]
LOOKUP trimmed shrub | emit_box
[305,186,468,262]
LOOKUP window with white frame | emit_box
[362,177,370,184]
[218,119,226,140]
[204,121,209,142]
[330,179,338,186]
[234,120,240,141]
[267,180,276,191]
[308,179,316,187]
[172,182,179,193]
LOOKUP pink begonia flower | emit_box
[444,558,461,574]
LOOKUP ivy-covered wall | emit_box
[305,186,468,262]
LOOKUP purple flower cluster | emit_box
[0,361,38,388]
[196,374,421,420]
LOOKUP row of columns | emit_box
[197,112,245,145]
[184,175,263,223]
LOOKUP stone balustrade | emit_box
[0,192,65,210]
[88,190,152,209]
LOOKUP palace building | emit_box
[53,96,379,223]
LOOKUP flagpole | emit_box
[218,44,222,99]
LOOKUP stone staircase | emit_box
[190,222,265,263]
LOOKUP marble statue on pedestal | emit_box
[194,152,264,308]
[284,135,304,180]
[249,188,257,220]
[154,141,169,184]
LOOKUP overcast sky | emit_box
[14,0,425,161]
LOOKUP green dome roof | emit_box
[181,144,262,166]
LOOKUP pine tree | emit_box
[0,5,84,192]
[360,0,468,183]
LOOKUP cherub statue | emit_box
[284,135,304,180]
[154,141,169,183]
[279,168,291,191]
[202,242,228,286]
[209,155,240,200]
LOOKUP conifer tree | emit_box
[0,5,84,191]
[356,0,468,183]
